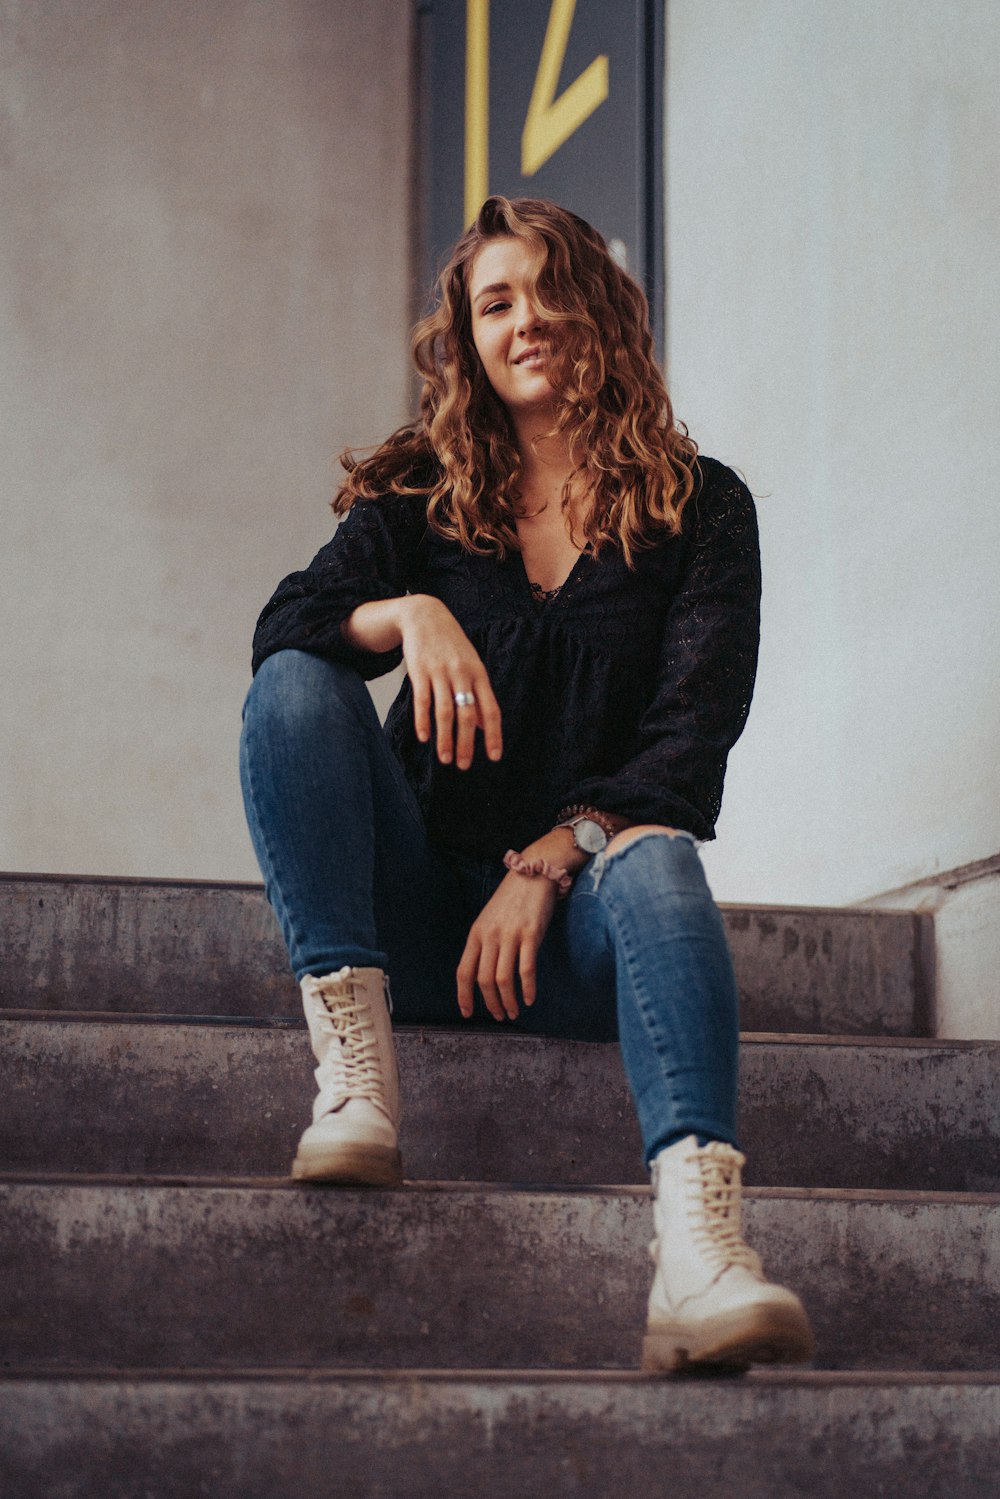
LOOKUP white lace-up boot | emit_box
[291,966,402,1187]
[641,1135,815,1372]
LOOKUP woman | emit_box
[240,196,814,1374]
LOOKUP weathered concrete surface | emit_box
[1,1371,998,1499]
[1,1179,997,1371]
[1,1016,998,1191]
[0,876,301,1017]
[0,875,928,1035]
[860,866,1000,1040]
[721,899,930,1035]
[739,1033,1000,1192]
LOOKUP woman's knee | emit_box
[593,824,706,900]
[243,649,370,736]
[605,823,688,857]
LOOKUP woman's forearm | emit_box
[520,812,635,877]
[340,595,425,654]
[521,825,590,877]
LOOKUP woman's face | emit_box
[467,236,556,421]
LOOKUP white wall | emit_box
[666,0,1000,907]
[0,0,412,880]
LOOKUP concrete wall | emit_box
[0,0,412,880]
[666,1,1000,921]
[860,860,1000,1039]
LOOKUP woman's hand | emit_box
[341,594,503,768]
[399,595,503,770]
[456,869,558,1021]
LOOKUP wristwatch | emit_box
[555,806,616,856]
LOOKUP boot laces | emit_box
[686,1145,761,1274]
[316,969,386,1106]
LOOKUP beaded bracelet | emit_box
[502,849,573,899]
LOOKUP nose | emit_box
[515,298,542,337]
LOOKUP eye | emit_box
[482,300,510,316]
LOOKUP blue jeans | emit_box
[239,649,741,1165]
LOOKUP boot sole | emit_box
[641,1301,815,1375]
[290,1142,403,1188]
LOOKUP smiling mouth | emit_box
[514,347,546,367]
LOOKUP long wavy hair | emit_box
[335,196,698,565]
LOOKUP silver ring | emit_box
[453,690,476,708]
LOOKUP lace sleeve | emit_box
[555,462,762,840]
[251,493,427,680]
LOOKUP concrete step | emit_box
[1,1177,996,1372]
[2,1014,998,1191]
[0,873,929,1035]
[1,1370,997,1498]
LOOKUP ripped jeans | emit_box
[240,649,741,1164]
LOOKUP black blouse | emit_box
[251,454,761,857]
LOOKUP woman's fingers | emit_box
[476,935,506,1021]
[410,667,432,744]
[458,931,505,1023]
[470,933,532,1022]
[458,873,555,1020]
[474,669,504,762]
[456,672,504,767]
[454,687,478,770]
[429,670,503,769]
[518,945,537,1009]
[430,673,456,764]
[404,613,503,766]
[456,936,478,1019]
[495,939,521,1020]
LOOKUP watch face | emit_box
[576,818,608,854]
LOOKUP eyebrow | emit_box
[472,281,511,302]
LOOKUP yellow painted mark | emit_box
[521,0,609,177]
[465,0,490,226]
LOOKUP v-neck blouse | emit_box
[251,454,761,855]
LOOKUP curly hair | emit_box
[335,196,698,566]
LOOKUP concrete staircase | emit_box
[0,872,997,1496]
